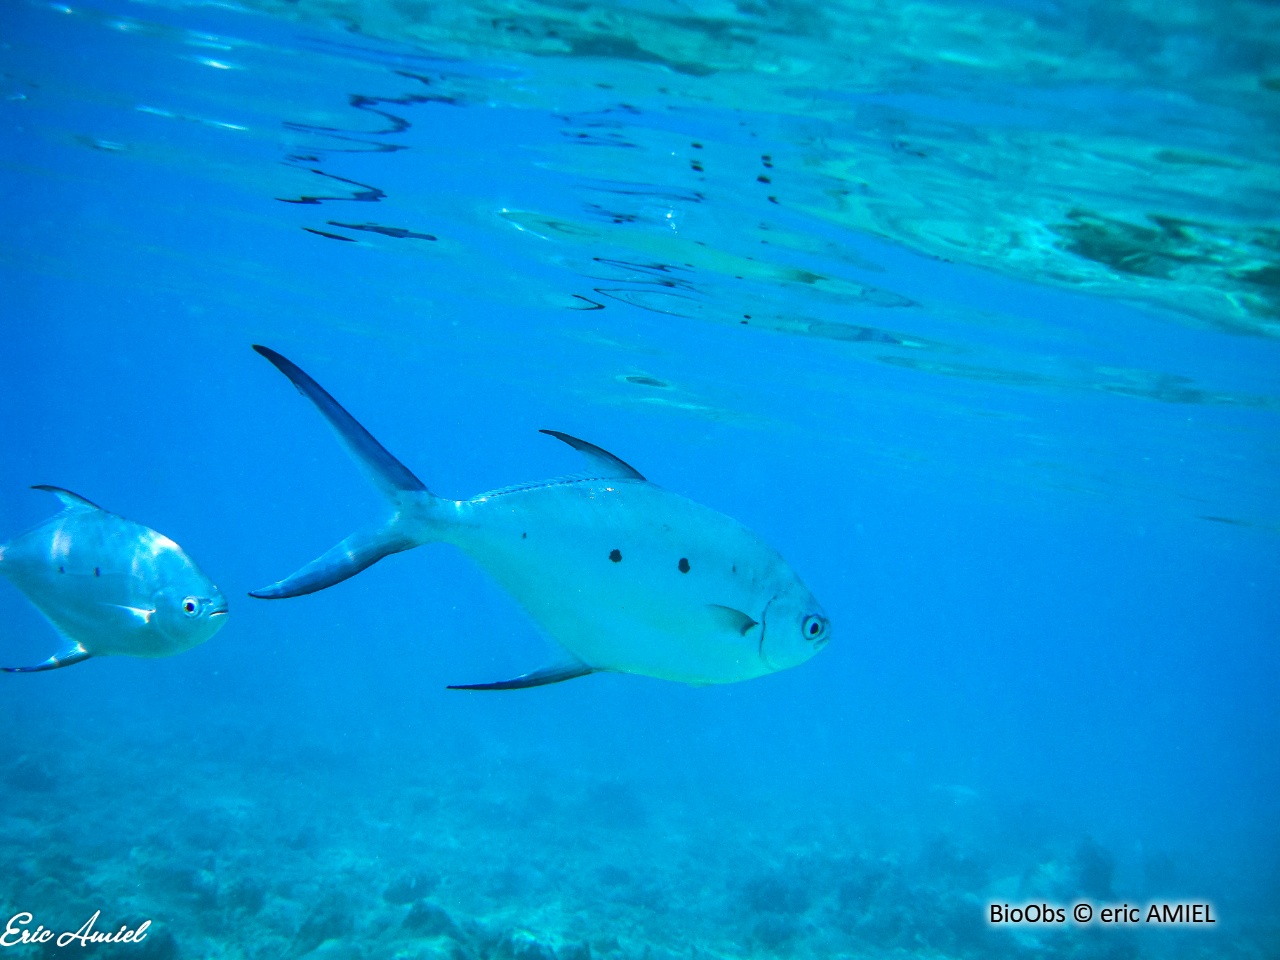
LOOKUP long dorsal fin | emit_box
[539,430,645,481]
[31,485,102,512]
[447,661,595,691]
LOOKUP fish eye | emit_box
[802,615,827,640]
[182,598,200,617]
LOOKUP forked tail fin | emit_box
[250,345,434,600]
[248,519,418,599]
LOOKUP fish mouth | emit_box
[209,603,230,617]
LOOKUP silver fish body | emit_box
[0,487,228,671]
[250,346,829,689]
[435,481,817,684]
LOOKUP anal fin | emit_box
[3,644,92,674]
[101,603,155,625]
[447,662,595,691]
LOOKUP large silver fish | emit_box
[251,346,830,689]
[0,487,228,672]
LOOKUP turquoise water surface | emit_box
[2,1,1278,958]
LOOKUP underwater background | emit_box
[2,0,1278,957]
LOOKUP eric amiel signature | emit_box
[2,912,152,948]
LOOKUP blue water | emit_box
[3,0,1278,957]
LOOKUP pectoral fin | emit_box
[102,604,154,625]
[706,604,759,637]
[2,643,92,674]
[447,662,595,691]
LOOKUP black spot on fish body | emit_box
[522,532,527,539]
[757,175,771,183]
[58,566,64,574]
[678,558,690,573]
[94,567,100,577]
[609,549,622,563]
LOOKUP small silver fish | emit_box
[251,346,830,689]
[0,487,228,672]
